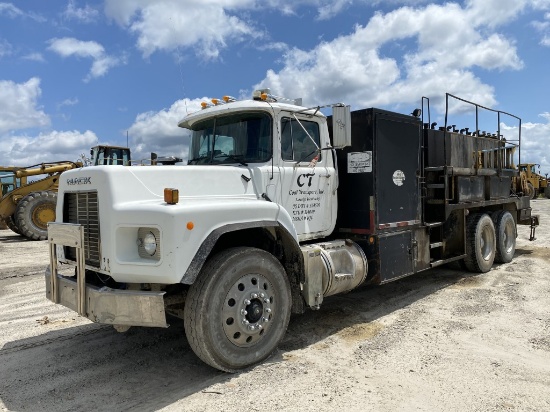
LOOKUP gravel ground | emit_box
[1,199,549,412]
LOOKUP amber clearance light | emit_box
[164,188,179,205]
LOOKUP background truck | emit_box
[517,163,550,199]
[89,144,182,166]
[89,145,132,166]
[0,161,81,240]
[46,91,538,372]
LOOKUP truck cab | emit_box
[179,94,345,241]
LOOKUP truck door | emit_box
[278,116,336,239]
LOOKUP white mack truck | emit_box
[46,90,538,372]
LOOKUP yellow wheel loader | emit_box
[0,161,81,240]
[518,163,549,199]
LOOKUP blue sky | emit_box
[1,0,549,173]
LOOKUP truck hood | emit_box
[60,165,264,203]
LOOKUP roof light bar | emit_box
[252,88,302,106]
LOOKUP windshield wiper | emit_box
[225,154,248,166]
[188,155,210,165]
[213,153,248,166]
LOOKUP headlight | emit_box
[137,227,161,260]
[143,232,157,255]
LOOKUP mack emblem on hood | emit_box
[66,177,91,185]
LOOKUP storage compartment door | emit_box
[379,231,414,283]
[375,115,421,225]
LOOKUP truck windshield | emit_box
[188,112,272,165]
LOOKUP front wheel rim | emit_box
[222,273,275,348]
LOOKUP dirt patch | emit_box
[337,321,385,343]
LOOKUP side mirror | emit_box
[331,105,351,148]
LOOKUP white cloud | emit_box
[0,38,12,59]
[254,1,525,112]
[22,52,45,62]
[0,2,45,22]
[47,37,105,59]
[257,42,289,52]
[0,3,23,18]
[0,130,98,166]
[317,0,352,20]
[46,37,126,81]
[0,77,50,134]
[531,5,550,46]
[57,98,79,109]
[127,98,205,162]
[89,55,125,79]
[104,0,259,59]
[62,0,99,23]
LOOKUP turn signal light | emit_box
[164,188,179,205]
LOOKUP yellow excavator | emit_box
[0,161,81,240]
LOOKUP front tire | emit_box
[526,182,535,199]
[5,215,22,235]
[492,211,516,263]
[14,191,57,240]
[184,247,292,372]
[464,213,496,273]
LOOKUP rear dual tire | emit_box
[464,213,496,273]
[492,211,516,264]
[464,211,516,273]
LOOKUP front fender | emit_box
[181,203,298,284]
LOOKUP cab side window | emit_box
[281,118,320,162]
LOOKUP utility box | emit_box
[331,108,422,234]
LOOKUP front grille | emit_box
[63,191,101,267]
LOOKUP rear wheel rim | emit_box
[503,219,515,254]
[481,223,495,261]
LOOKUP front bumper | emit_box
[45,266,168,327]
